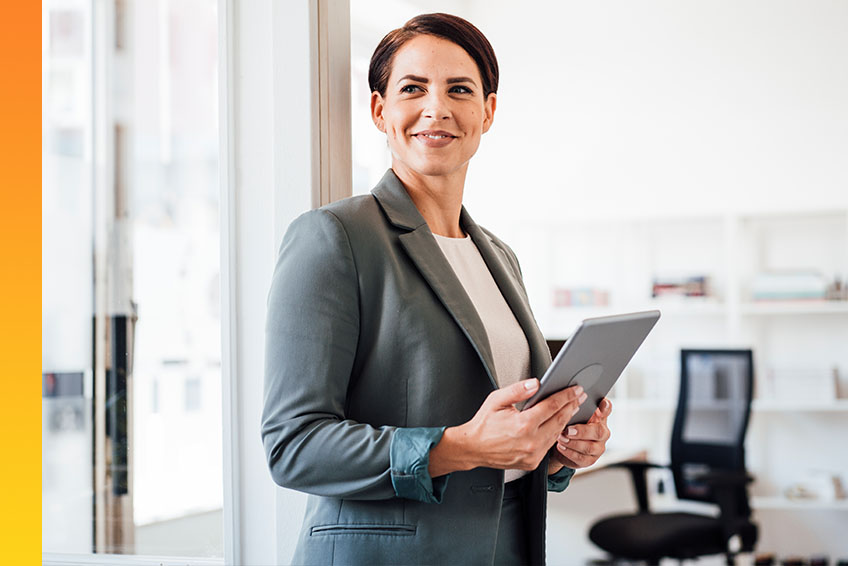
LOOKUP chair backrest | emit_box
[670,349,754,509]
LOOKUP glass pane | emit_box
[42,0,95,555]
[42,0,222,558]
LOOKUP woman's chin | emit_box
[396,159,468,180]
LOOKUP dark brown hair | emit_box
[368,13,499,98]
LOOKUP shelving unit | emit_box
[510,207,848,557]
[523,209,848,335]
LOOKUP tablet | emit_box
[521,310,661,425]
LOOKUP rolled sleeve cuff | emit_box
[547,466,575,492]
[390,427,450,503]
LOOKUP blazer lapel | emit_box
[398,229,499,389]
[463,212,553,380]
[373,170,499,389]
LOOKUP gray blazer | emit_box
[262,169,572,565]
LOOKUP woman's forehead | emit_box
[389,35,481,83]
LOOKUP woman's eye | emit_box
[450,85,472,94]
[400,84,422,94]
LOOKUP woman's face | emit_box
[371,34,496,182]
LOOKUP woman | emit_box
[262,13,612,565]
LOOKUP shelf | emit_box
[541,300,848,339]
[611,398,848,412]
[751,399,848,412]
[549,301,726,318]
[740,301,848,315]
[648,495,848,511]
[546,301,848,323]
[543,301,726,337]
[751,496,848,510]
[649,301,727,316]
[611,398,675,410]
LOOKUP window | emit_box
[185,377,202,412]
[42,0,222,558]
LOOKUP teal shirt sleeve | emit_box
[547,465,575,492]
[390,427,450,503]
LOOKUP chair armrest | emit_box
[607,461,667,513]
[697,469,754,487]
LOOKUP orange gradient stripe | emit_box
[1,2,41,565]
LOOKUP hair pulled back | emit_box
[368,13,499,98]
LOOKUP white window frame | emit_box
[43,0,351,564]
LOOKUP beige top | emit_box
[433,233,532,483]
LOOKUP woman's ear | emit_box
[482,92,497,134]
[371,91,386,133]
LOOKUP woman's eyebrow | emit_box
[446,77,477,86]
[396,74,478,87]
[397,74,428,84]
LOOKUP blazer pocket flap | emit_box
[310,523,417,537]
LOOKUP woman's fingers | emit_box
[486,378,539,409]
[586,397,613,424]
[555,407,611,468]
[559,422,610,443]
[555,443,596,467]
[531,386,587,442]
[523,384,585,424]
[556,437,605,457]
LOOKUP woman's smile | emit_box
[413,129,458,147]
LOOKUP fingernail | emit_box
[524,379,539,390]
[557,442,568,451]
[575,385,584,396]
[579,392,588,404]
[567,427,578,436]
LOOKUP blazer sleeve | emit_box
[261,209,448,502]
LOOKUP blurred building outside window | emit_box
[42,0,223,559]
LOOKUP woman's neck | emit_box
[392,164,467,238]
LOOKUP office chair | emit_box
[588,349,759,566]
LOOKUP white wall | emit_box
[465,0,848,226]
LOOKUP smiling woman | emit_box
[261,13,611,566]
[370,34,496,210]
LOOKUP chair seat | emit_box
[588,512,727,561]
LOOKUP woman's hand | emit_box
[547,398,612,475]
[429,379,587,477]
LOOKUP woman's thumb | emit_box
[494,378,539,407]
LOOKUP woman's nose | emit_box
[422,92,451,120]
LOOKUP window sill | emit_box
[42,553,225,566]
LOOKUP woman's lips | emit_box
[413,131,457,148]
